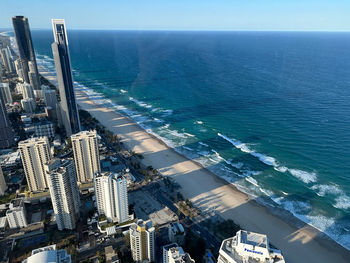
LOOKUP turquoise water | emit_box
[30,30,350,249]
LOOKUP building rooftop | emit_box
[23,244,71,263]
[170,222,185,235]
[219,230,285,263]
[169,246,195,263]
[9,198,25,209]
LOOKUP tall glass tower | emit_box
[12,16,40,89]
[51,19,80,136]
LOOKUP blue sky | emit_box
[1,0,350,31]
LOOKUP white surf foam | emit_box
[288,169,317,184]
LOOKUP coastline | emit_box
[75,88,350,263]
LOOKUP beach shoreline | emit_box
[75,88,350,263]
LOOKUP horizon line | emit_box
[1,27,350,33]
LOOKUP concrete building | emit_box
[51,19,80,136]
[14,58,25,81]
[45,158,80,230]
[0,47,15,73]
[22,82,35,100]
[0,83,12,104]
[21,98,36,113]
[28,61,40,90]
[23,244,71,263]
[71,130,100,183]
[94,172,129,223]
[0,94,14,149]
[18,137,51,191]
[34,121,55,138]
[129,219,155,262]
[43,88,57,109]
[168,222,185,246]
[163,245,195,263]
[12,16,40,86]
[6,198,28,229]
[217,230,285,263]
[0,166,7,196]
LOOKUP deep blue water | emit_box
[30,30,350,249]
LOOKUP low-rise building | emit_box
[22,244,71,263]
[168,222,185,246]
[217,230,285,263]
[34,121,54,138]
[164,244,195,263]
[6,198,28,229]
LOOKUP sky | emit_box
[1,0,350,31]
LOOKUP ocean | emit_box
[29,30,350,249]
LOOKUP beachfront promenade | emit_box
[75,89,350,263]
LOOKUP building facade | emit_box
[0,83,12,104]
[18,137,51,191]
[168,222,185,246]
[12,16,40,86]
[45,158,80,230]
[0,166,7,196]
[94,172,129,223]
[129,219,155,262]
[0,94,14,149]
[6,198,28,229]
[71,130,100,183]
[51,19,80,136]
[0,47,15,74]
[21,98,36,113]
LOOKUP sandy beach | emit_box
[75,88,350,263]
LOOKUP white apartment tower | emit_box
[94,171,129,223]
[22,82,35,100]
[18,137,51,191]
[45,158,80,230]
[6,198,28,228]
[129,219,155,262]
[163,245,195,263]
[71,130,100,183]
[217,230,285,263]
[0,166,7,196]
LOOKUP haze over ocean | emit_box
[30,30,350,249]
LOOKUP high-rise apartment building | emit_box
[0,83,13,104]
[51,19,80,136]
[71,130,100,183]
[217,230,285,263]
[12,16,40,86]
[130,219,155,262]
[0,166,7,196]
[0,95,14,149]
[43,88,57,108]
[22,82,35,100]
[28,61,40,90]
[21,98,36,113]
[45,158,80,230]
[94,172,129,223]
[0,47,15,74]
[6,198,28,228]
[23,244,71,263]
[18,137,51,191]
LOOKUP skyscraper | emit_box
[130,219,155,262]
[71,130,100,183]
[0,94,14,149]
[0,47,15,74]
[0,83,12,104]
[12,16,40,86]
[18,137,51,191]
[0,166,7,196]
[94,172,129,223]
[51,19,80,136]
[45,158,80,230]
